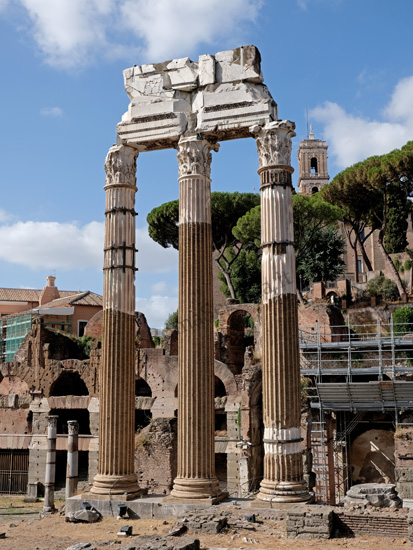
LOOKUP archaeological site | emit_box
[1,45,413,546]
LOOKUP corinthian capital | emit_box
[177,135,219,179]
[250,120,296,169]
[67,420,79,436]
[104,144,139,187]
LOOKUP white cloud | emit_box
[10,0,263,68]
[0,219,177,274]
[0,208,14,223]
[0,0,9,12]
[150,281,178,295]
[135,294,178,329]
[0,220,103,270]
[135,226,178,274]
[297,0,308,10]
[120,0,263,61]
[18,0,118,68]
[310,76,413,169]
[384,76,413,124]
[40,106,64,117]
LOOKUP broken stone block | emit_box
[167,521,187,536]
[66,544,97,550]
[125,535,199,550]
[69,507,101,523]
[344,483,402,508]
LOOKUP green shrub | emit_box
[405,259,412,271]
[393,306,413,336]
[164,310,178,331]
[366,275,399,301]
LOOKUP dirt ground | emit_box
[0,497,409,550]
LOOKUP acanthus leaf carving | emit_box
[104,144,139,187]
[177,136,219,179]
[250,120,296,169]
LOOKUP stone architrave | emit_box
[90,144,143,499]
[251,121,310,503]
[170,135,223,501]
[43,415,58,513]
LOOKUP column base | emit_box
[257,479,312,503]
[170,477,225,502]
[89,474,146,501]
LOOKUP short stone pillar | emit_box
[170,135,223,502]
[43,415,58,513]
[66,420,79,500]
[286,505,333,539]
[90,144,143,499]
[251,121,310,503]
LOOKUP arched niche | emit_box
[50,371,89,397]
[226,310,255,374]
[135,377,153,397]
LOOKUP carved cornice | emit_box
[177,136,219,179]
[104,144,139,188]
[250,120,296,169]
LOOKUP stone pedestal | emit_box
[170,135,223,502]
[252,121,310,503]
[90,144,143,499]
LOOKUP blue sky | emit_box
[0,0,412,327]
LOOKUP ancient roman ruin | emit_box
[3,47,413,544]
[87,45,309,504]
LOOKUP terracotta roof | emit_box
[38,291,102,308]
[0,287,102,306]
[0,288,41,302]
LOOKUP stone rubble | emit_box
[67,507,101,524]
[344,483,402,508]
[66,544,97,550]
[124,535,200,550]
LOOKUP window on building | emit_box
[310,157,318,174]
[358,259,363,273]
[311,186,319,195]
[78,320,88,337]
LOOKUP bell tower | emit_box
[297,125,329,195]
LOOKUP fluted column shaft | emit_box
[91,144,142,499]
[252,121,310,503]
[171,135,222,501]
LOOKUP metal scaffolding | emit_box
[300,318,413,504]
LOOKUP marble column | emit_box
[43,415,58,512]
[66,420,79,500]
[170,135,223,501]
[251,121,310,503]
[90,144,142,499]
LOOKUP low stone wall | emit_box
[286,505,333,539]
[334,509,408,538]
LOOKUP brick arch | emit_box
[45,360,97,398]
[218,304,260,334]
[137,355,178,398]
[50,370,89,396]
[214,360,238,396]
[0,374,30,396]
[217,305,261,375]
